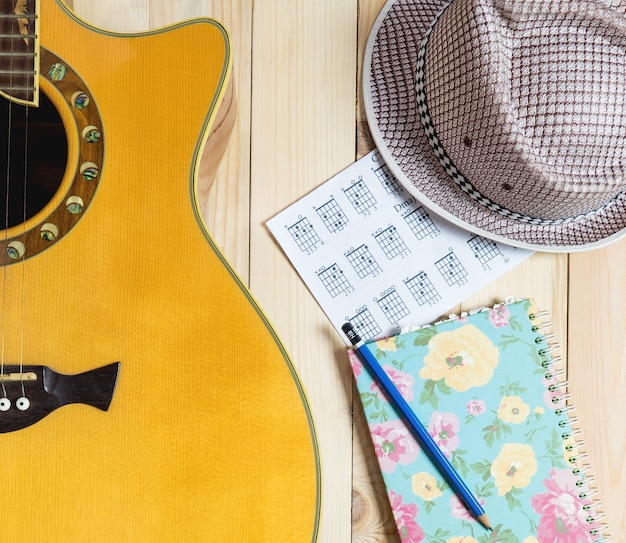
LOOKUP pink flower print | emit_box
[467,399,487,416]
[348,350,362,378]
[388,490,425,543]
[489,306,511,328]
[450,494,485,521]
[428,411,461,458]
[370,365,415,402]
[531,468,599,542]
[369,420,420,473]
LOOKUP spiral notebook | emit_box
[349,298,612,542]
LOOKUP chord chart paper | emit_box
[436,251,469,286]
[403,205,440,240]
[345,245,381,278]
[348,307,381,342]
[316,198,348,232]
[375,288,410,324]
[404,272,440,307]
[343,177,377,215]
[267,149,533,344]
[467,235,504,269]
[317,263,352,297]
[288,217,322,253]
[373,160,404,195]
[374,225,410,260]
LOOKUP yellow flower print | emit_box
[375,336,397,352]
[411,472,442,501]
[419,324,499,391]
[523,537,540,543]
[491,443,538,495]
[497,396,530,424]
[534,406,544,415]
[446,537,478,543]
[562,435,580,468]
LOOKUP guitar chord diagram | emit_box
[347,307,381,341]
[343,176,377,215]
[315,198,348,233]
[375,288,410,324]
[345,245,381,279]
[435,251,469,286]
[317,263,353,297]
[404,271,441,306]
[403,206,441,241]
[374,225,410,260]
[467,235,505,269]
[373,162,404,195]
[287,217,322,253]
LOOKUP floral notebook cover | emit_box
[349,298,610,543]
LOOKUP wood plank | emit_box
[249,1,358,541]
[68,0,150,31]
[569,240,626,537]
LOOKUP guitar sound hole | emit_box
[0,91,68,230]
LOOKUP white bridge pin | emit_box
[0,398,10,411]
[16,397,30,411]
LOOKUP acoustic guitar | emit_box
[0,1,319,540]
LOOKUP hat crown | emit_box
[422,0,626,220]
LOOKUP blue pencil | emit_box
[342,323,492,531]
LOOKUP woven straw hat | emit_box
[364,0,626,251]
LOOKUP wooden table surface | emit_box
[70,1,624,541]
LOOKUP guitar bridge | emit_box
[0,362,120,433]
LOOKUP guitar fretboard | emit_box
[0,0,39,105]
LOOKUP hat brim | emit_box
[363,0,626,252]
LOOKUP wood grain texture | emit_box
[67,0,625,541]
[70,0,149,31]
[569,241,626,537]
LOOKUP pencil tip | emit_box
[477,513,493,531]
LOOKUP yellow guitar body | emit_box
[1,1,319,541]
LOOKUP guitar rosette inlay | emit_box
[1,48,104,264]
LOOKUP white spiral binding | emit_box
[530,310,613,542]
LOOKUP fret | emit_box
[0,85,36,91]
[0,51,36,57]
[0,33,37,39]
[0,15,37,19]
[0,69,36,74]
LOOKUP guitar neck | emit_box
[0,0,40,106]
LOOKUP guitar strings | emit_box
[19,103,28,399]
[19,3,35,401]
[0,33,13,401]
[0,13,31,401]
